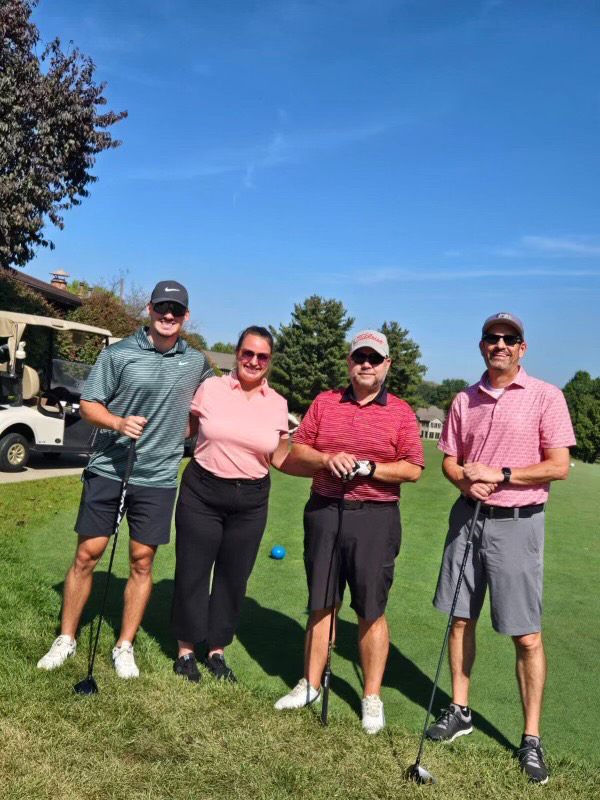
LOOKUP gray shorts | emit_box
[433,496,545,636]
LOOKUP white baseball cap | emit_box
[349,330,389,358]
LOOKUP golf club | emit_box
[73,439,137,696]
[406,499,482,784]
[320,474,349,726]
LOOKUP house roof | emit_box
[3,268,82,309]
[416,405,446,422]
[202,350,236,372]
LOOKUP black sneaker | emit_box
[203,653,237,682]
[173,653,200,683]
[426,704,473,742]
[517,735,549,784]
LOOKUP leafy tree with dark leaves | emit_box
[379,321,426,409]
[436,377,469,411]
[270,296,354,414]
[563,371,600,463]
[0,0,127,268]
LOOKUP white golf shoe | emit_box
[274,678,320,710]
[37,635,76,670]
[111,640,139,679]
[361,694,385,734]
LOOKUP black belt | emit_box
[191,459,270,487]
[312,492,398,511]
[464,495,544,519]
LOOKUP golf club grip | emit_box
[123,438,137,483]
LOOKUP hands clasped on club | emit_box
[323,452,372,481]
[460,462,498,500]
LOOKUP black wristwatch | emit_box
[367,460,376,477]
[502,467,511,484]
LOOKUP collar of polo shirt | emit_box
[340,383,388,406]
[229,370,269,396]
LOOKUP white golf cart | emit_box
[0,310,114,472]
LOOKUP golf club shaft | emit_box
[414,499,481,766]
[321,487,346,725]
[86,440,136,678]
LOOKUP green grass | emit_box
[0,440,598,799]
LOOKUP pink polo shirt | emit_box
[191,374,289,480]
[438,367,575,507]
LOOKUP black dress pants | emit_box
[170,459,270,648]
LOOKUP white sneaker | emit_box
[361,694,385,734]
[37,635,76,670]
[274,678,320,710]
[111,640,139,679]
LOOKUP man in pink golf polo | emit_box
[426,312,575,784]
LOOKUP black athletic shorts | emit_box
[74,470,177,546]
[303,492,401,621]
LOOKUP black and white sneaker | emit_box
[517,735,549,784]
[426,704,473,742]
[173,653,200,683]
[204,653,237,683]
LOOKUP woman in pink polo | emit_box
[170,326,289,683]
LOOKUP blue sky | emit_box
[28,0,600,386]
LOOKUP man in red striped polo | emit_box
[274,329,424,734]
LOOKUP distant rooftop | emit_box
[203,350,236,373]
[415,405,446,421]
[2,267,82,310]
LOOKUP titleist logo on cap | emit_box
[355,332,385,345]
[349,329,389,357]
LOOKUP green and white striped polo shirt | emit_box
[81,328,213,487]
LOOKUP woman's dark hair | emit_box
[235,326,274,353]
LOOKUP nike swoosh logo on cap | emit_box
[165,287,180,292]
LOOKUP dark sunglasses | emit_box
[482,333,522,346]
[351,351,386,366]
[239,349,271,365]
[153,301,187,316]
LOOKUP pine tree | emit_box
[270,296,354,414]
[380,321,426,408]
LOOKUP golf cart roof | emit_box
[0,310,111,337]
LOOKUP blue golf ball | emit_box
[270,545,285,560]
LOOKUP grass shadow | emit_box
[51,577,513,751]
[237,597,514,750]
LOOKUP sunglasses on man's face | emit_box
[482,333,522,346]
[239,349,271,365]
[350,351,386,366]
[153,301,187,317]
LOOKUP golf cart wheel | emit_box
[0,433,31,472]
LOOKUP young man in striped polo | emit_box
[38,281,213,679]
[274,330,424,733]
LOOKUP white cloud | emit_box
[130,116,403,184]
[520,235,600,256]
[324,267,600,285]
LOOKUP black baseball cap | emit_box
[150,281,189,308]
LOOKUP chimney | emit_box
[50,269,69,289]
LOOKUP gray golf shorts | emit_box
[75,470,176,546]
[303,492,401,621]
[433,496,545,636]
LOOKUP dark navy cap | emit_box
[150,281,189,308]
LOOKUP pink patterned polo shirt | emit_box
[438,367,575,507]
